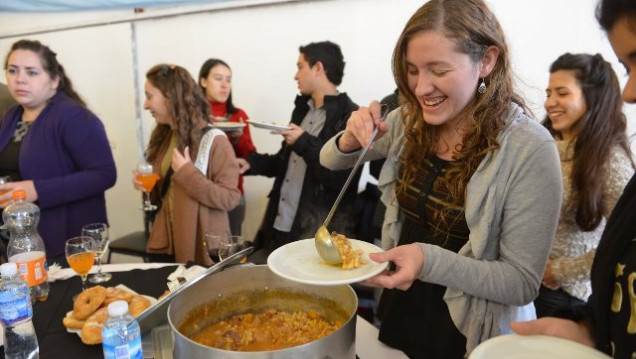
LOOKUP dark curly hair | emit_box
[596,0,636,33]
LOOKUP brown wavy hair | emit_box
[542,53,634,230]
[394,0,527,220]
[144,64,211,163]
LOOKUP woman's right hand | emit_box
[338,100,390,153]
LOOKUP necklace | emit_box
[13,120,33,143]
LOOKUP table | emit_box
[0,263,407,359]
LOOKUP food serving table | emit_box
[0,263,407,359]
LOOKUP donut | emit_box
[80,307,109,345]
[102,287,134,307]
[62,315,85,330]
[73,285,107,320]
[128,295,152,317]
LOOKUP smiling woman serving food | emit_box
[320,0,562,357]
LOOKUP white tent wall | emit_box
[0,0,634,246]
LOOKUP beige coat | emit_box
[147,131,241,265]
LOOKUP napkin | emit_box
[166,265,206,292]
[47,262,75,282]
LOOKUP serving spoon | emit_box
[315,124,383,264]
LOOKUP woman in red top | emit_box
[198,59,256,236]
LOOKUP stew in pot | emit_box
[190,308,341,351]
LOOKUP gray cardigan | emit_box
[320,104,562,354]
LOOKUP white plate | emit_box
[469,335,611,359]
[247,120,291,131]
[267,238,388,286]
[211,122,246,131]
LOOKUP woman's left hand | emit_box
[172,146,192,172]
[0,180,38,208]
[362,243,425,290]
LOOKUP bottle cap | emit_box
[12,190,26,200]
[107,300,129,317]
[0,263,18,277]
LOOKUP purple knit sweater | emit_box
[0,92,117,258]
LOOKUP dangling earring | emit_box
[478,78,487,94]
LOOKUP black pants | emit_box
[534,285,586,317]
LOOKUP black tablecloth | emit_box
[0,265,178,359]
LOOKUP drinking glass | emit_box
[136,161,159,212]
[65,236,95,293]
[82,223,112,283]
[218,235,246,261]
[204,231,230,263]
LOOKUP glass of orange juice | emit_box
[65,236,95,294]
[136,162,159,211]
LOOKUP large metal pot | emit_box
[167,265,357,359]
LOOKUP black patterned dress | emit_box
[378,156,470,359]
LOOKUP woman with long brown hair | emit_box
[321,0,562,357]
[135,64,240,265]
[535,52,633,317]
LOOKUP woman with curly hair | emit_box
[320,0,562,357]
[535,53,634,317]
[135,64,240,265]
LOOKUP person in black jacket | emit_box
[511,0,636,358]
[239,41,360,263]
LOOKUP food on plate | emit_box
[73,285,107,320]
[331,232,366,269]
[102,286,134,306]
[63,286,155,345]
[62,315,85,330]
[128,295,152,317]
[80,307,109,345]
[189,308,341,351]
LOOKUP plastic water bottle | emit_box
[0,262,39,359]
[102,300,143,359]
[2,190,49,302]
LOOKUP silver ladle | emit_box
[315,125,382,264]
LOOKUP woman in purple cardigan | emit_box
[0,39,117,265]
